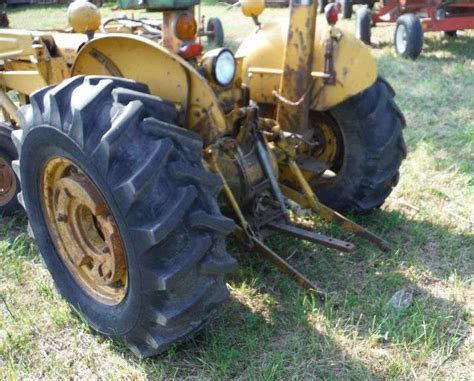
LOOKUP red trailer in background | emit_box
[355,0,474,58]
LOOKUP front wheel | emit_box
[303,78,407,213]
[13,76,236,358]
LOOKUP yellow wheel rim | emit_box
[300,113,343,182]
[41,157,128,305]
[0,157,16,207]
[308,121,340,165]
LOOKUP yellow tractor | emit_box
[0,0,405,357]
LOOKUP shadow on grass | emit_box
[422,34,474,61]
[1,206,471,378]
[99,208,472,379]
[370,40,393,50]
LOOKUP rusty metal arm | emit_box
[207,147,256,246]
[234,226,325,298]
[286,158,390,252]
[266,221,354,252]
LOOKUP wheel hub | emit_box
[309,121,339,164]
[41,157,127,305]
[304,113,343,175]
[0,157,16,207]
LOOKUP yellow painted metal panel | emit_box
[72,34,227,144]
[236,21,377,111]
[0,29,53,60]
[0,71,47,95]
[276,2,317,135]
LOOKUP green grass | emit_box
[1,2,473,380]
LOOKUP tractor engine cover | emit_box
[214,136,278,207]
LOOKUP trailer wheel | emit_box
[394,14,423,59]
[318,0,328,14]
[341,0,353,19]
[304,77,407,213]
[13,76,236,358]
[356,6,371,44]
[207,17,224,48]
[0,123,20,216]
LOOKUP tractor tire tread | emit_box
[16,75,235,358]
[314,77,406,213]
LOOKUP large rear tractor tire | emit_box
[0,123,20,216]
[308,77,407,213]
[13,76,236,358]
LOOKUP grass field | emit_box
[0,2,473,379]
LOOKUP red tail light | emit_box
[325,3,339,26]
[178,43,203,59]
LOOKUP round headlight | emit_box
[213,49,236,86]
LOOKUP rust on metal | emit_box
[323,33,337,86]
[88,48,123,77]
[41,157,128,305]
[276,0,318,135]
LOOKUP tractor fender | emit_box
[72,34,227,144]
[236,21,377,111]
